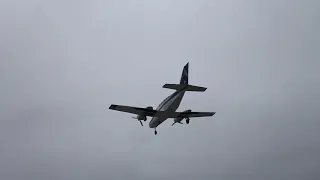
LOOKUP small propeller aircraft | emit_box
[109,62,216,135]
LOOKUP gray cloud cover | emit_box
[0,0,319,179]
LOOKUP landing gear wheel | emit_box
[186,118,190,124]
[154,130,157,135]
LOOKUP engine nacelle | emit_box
[137,114,147,121]
[174,117,183,123]
[134,106,153,121]
[174,110,191,123]
[146,106,153,110]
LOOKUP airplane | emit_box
[109,62,216,135]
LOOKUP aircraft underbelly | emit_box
[149,91,185,128]
[149,117,166,128]
[167,92,184,111]
[150,92,184,128]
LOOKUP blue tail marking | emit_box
[180,62,189,84]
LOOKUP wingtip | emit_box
[109,104,117,109]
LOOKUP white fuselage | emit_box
[149,89,186,128]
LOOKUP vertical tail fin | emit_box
[180,62,189,84]
[163,62,207,92]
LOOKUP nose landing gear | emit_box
[154,129,157,135]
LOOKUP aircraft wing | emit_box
[109,104,158,117]
[168,111,216,118]
[109,104,215,118]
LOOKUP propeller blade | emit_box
[171,122,176,126]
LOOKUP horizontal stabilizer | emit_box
[185,85,207,92]
[163,84,207,92]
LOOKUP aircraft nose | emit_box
[149,117,158,128]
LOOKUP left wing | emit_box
[109,104,158,117]
[167,111,216,118]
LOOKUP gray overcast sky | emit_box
[0,0,319,179]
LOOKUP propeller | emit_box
[132,117,144,126]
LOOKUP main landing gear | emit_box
[186,118,190,124]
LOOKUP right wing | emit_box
[167,111,216,118]
[109,104,158,117]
